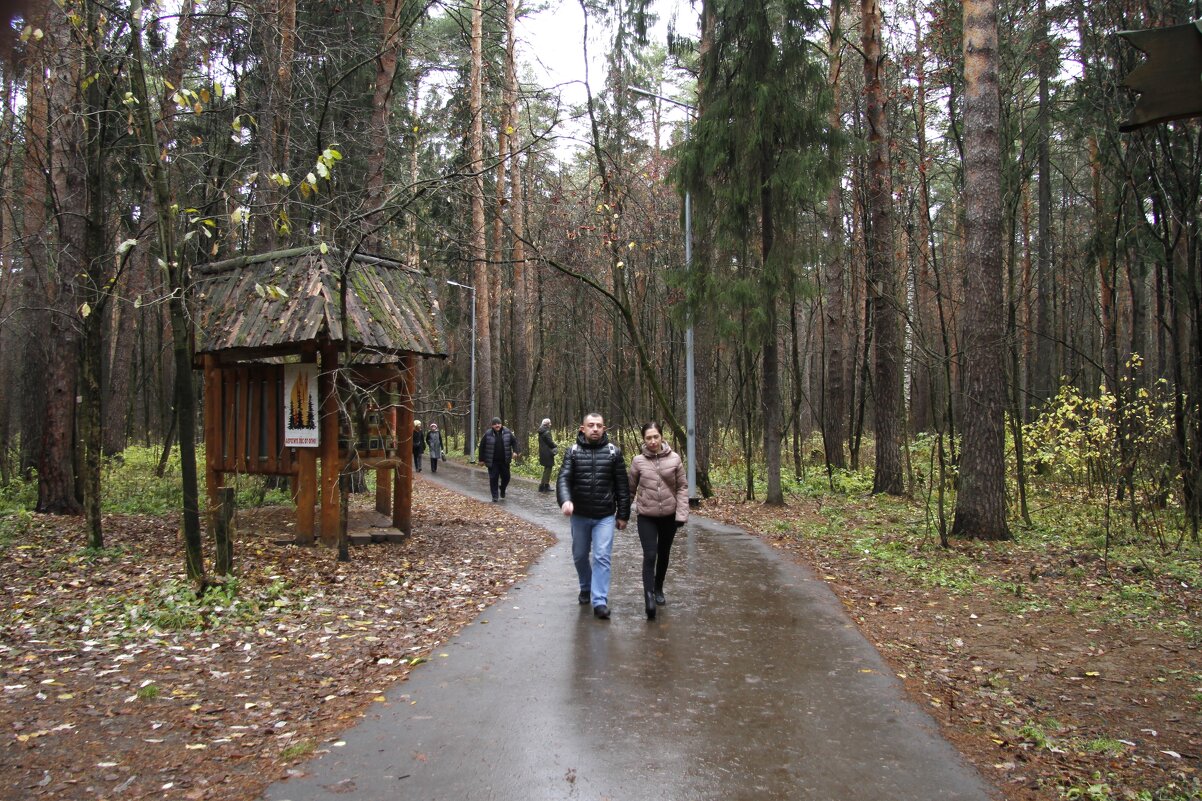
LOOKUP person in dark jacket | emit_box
[412,420,425,472]
[477,416,520,501]
[537,418,557,492]
[556,412,630,619]
[425,422,443,473]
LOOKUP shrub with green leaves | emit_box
[1024,358,1185,546]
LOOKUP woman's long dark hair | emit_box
[640,422,662,438]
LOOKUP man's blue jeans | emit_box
[571,514,616,607]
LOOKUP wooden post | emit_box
[202,355,223,527]
[338,474,350,562]
[214,487,235,575]
[393,355,415,537]
[319,341,341,546]
[296,447,317,544]
[375,389,393,515]
[294,348,317,543]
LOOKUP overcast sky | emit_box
[516,0,698,156]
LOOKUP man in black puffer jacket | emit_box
[477,416,520,501]
[556,412,631,620]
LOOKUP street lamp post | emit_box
[446,280,477,462]
[629,86,698,506]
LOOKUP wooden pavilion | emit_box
[192,246,447,545]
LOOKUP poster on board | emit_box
[284,364,319,447]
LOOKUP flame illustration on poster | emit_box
[284,364,319,447]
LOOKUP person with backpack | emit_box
[477,417,520,501]
[556,412,631,619]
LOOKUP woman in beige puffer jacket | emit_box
[628,422,688,620]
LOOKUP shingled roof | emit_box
[193,246,446,361]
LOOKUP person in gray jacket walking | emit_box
[628,422,688,620]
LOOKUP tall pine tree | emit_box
[677,0,840,505]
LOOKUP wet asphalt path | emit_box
[262,460,997,801]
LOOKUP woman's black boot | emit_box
[645,591,657,620]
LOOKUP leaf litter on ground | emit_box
[0,481,553,801]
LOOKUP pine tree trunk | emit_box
[761,183,784,506]
[469,0,494,423]
[1032,0,1055,410]
[363,0,408,249]
[18,32,49,481]
[821,0,847,471]
[909,8,939,434]
[79,0,113,545]
[257,0,293,250]
[951,0,1010,541]
[38,9,86,516]
[506,0,531,454]
[863,0,905,496]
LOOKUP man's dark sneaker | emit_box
[491,495,499,502]
[578,590,590,605]
[593,605,610,620]
[500,490,506,499]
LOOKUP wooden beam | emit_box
[235,367,250,472]
[203,355,224,530]
[395,354,415,535]
[319,341,341,546]
[248,372,263,467]
[213,488,235,575]
[375,390,396,515]
[222,369,236,471]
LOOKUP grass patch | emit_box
[1060,778,1113,800]
[1018,720,1059,750]
[91,577,300,635]
[1079,737,1127,757]
[136,683,161,700]
[279,739,315,760]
